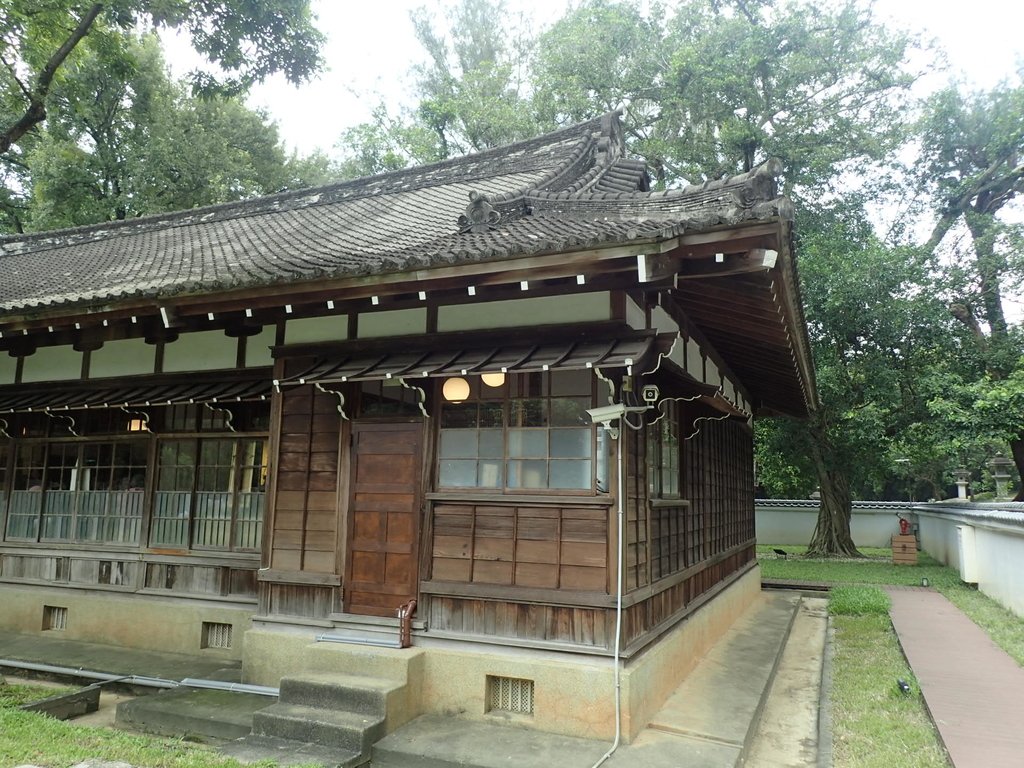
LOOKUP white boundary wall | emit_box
[755,500,913,548]
[915,502,1024,618]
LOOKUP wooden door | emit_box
[345,422,423,616]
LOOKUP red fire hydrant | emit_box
[898,516,911,536]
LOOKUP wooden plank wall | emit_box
[687,417,754,559]
[624,427,649,591]
[429,502,609,591]
[0,552,258,600]
[427,597,610,647]
[269,384,342,573]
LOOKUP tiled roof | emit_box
[0,113,790,315]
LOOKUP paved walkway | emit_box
[887,588,1024,768]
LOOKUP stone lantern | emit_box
[987,454,1015,500]
[953,468,971,500]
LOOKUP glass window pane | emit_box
[441,403,477,428]
[597,428,611,493]
[550,397,590,427]
[550,460,591,489]
[477,460,503,488]
[439,459,478,487]
[550,428,592,458]
[478,429,503,458]
[508,460,547,489]
[508,429,547,458]
[509,399,546,427]
[440,430,478,458]
[479,402,503,427]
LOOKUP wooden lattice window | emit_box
[437,371,600,493]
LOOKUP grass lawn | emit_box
[759,544,1024,768]
[0,684,278,768]
[757,545,1024,665]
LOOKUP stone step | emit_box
[370,714,612,768]
[278,672,404,716]
[116,688,272,742]
[304,642,425,683]
[222,733,366,768]
[252,702,385,753]
[370,592,803,768]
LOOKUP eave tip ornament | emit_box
[458,191,500,233]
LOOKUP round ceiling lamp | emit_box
[442,377,471,403]
[481,372,506,388]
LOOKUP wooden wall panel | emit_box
[428,501,610,592]
[269,384,341,574]
[427,596,611,649]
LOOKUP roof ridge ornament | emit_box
[458,191,501,233]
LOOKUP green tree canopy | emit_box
[0,1,324,160]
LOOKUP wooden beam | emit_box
[677,248,778,280]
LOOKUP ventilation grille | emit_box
[43,605,67,631]
[487,675,534,715]
[201,621,233,649]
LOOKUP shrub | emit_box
[830,585,891,616]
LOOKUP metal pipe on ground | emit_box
[0,658,278,697]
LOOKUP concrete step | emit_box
[116,688,272,742]
[221,733,366,768]
[304,641,425,683]
[637,591,799,759]
[371,714,612,768]
[252,702,385,753]
[745,596,829,767]
[279,672,404,716]
[370,592,802,768]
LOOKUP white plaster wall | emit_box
[21,345,83,382]
[976,527,1024,616]
[916,506,1024,617]
[755,503,912,547]
[437,293,611,332]
[90,338,157,378]
[163,330,238,372]
[916,514,961,568]
[625,295,646,330]
[285,315,348,345]
[0,353,18,385]
[358,308,427,338]
[246,326,277,368]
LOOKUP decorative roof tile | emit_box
[0,114,786,315]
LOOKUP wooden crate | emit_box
[892,534,918,565]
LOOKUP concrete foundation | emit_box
[0,584,253,661]
[242,567,761,743]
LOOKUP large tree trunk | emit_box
[806,414,862,557]
[1010,436,1024,502]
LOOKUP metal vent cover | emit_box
[43,605,67,631]
[487,675,534,715]
[201,621,233,649]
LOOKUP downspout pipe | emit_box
[590,418,626,768]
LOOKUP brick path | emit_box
[887,588,1024,767]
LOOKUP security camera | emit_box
[641,384,660,404]
[585,403,628,425]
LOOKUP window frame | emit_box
[435,370,604,495]
[0,403,269,552]
[647,400,683,500]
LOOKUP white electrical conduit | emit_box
[590,418,626,768]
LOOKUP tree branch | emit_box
[0,3,104,154]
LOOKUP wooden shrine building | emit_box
[0,114,815,741]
